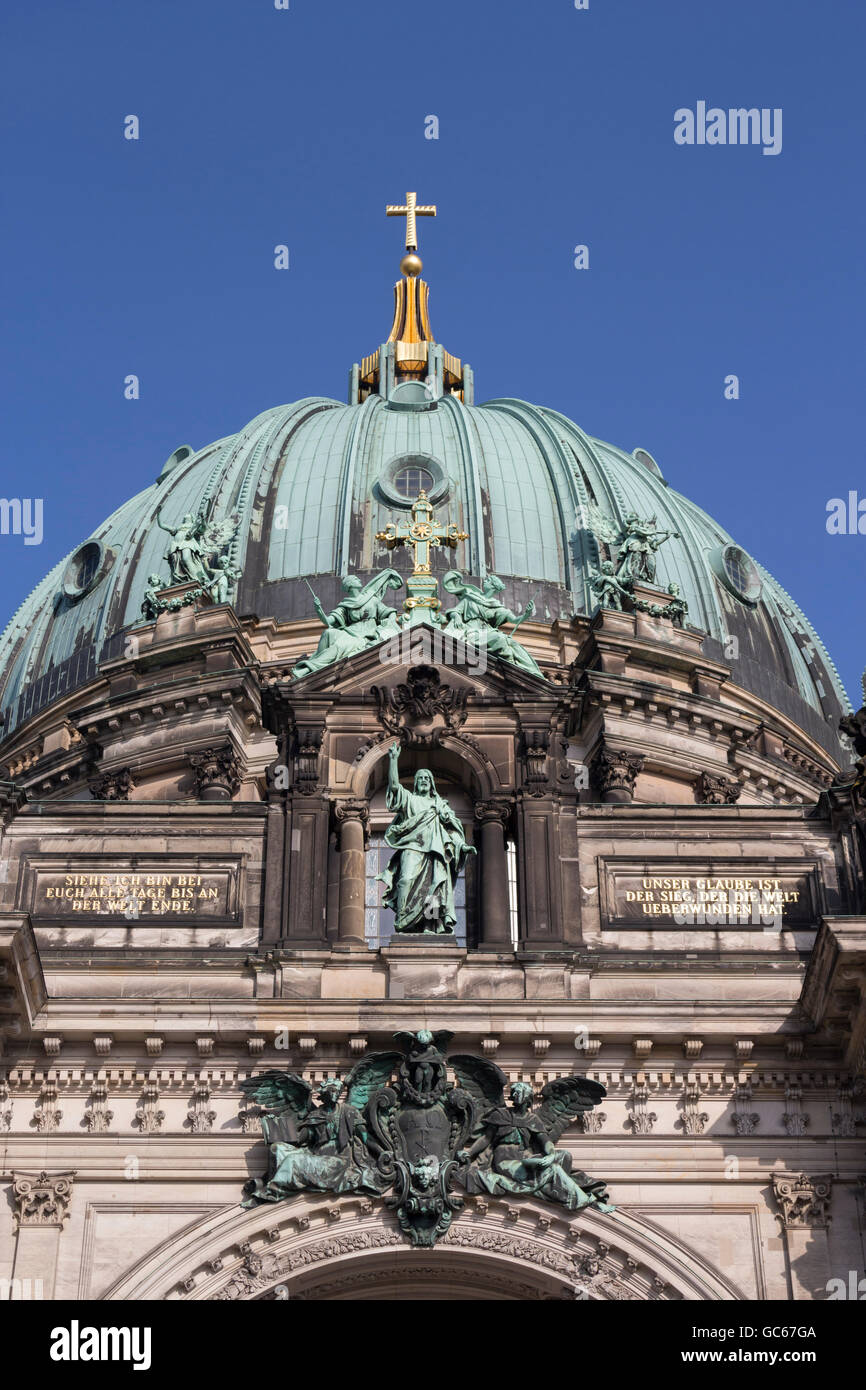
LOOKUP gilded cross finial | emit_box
[376,490,468,622]
[386,191,437,253]
[376,490,466,577]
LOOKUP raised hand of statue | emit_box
[389,740,401,761]
[523,599,536,620]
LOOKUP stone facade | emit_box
[0,580,864,1302]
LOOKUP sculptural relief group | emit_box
[241,1031,614,1247]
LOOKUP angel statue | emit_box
[208,554,243,605]
[155,508,240,589]
[376,742,475,935]
[291,570,403,679]
[451,1056,615,1214]
[586,505,679,587]
[141,573,167,621]
[441,571,543,678]
[239,1056,402,1206]
[589,560,633,612]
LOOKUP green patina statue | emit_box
[240,1031,613,1247]
[589,560,633,612]
[155,508,239,589]
[441,570,543,677]
[376,741,474,935]
[291,570,403,679]
[208,554,243,605]
[452,1064,615,1214]
[142,508,242,619]
[633,581,689,628]
[240,1064,397,1205]
[588,505,679,586]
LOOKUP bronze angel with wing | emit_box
[155,507,240,592]
[450,1056,615,1214]
[239,1054,402,1206]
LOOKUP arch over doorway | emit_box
[102,1193,744,1302]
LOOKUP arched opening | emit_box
[360,743,480,949]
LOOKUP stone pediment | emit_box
[281,621,557,703]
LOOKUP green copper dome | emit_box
[0,389,849,754]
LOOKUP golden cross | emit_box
[386,191,437,251]
[376,491,466,575]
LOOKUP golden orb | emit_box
[400,252,423,277]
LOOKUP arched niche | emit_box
[348,733,501,804]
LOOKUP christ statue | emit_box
[376,742,474,935]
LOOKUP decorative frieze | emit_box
[33,1081,62,1133]
[782,1084,808,1137]
[731,1083,759,1136]
[136,1082,165,1135]
[187,1080,217,1134]
[679,1081,709,1136]
[83,1079,114,1133]
[575,1109,607,1134]
[627,1080,658,1134]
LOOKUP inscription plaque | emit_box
[24,860,240,922]
[600,860,817,928]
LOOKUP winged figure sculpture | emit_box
[240,1053,401,1206]
[450,1054,614,1213]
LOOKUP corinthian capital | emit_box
[12,1171,75,1228]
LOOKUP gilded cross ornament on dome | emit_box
[355,189,469,401]
[376,489,468,623]
[386,189,437,276]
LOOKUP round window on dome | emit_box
[394,466,434,498]
[62,540,107,600]
[378,454,448,508]
[709,544,762,606]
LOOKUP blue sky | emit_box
[2,0,864,702]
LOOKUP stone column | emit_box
[335,801,370,950]
[770,1172,834,1299]
[475,800,512,950]
[10,1171,75,1300]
